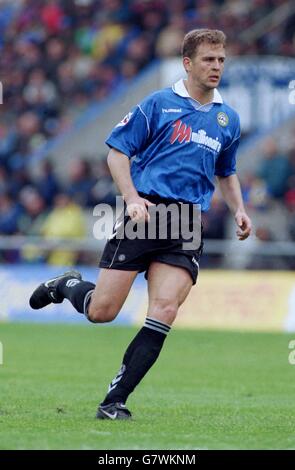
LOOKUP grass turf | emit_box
[0,323,295,450]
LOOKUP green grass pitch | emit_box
[0,323,295,450]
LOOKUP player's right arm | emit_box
[105,95,156,222]
[107,148,154,222]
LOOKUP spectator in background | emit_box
[66,158,97,207]
[67,43,95,82]
[0,166,10,194]
[256,137,291,199]
[44,37,67,82]
[13,39,43,76]
[91,159,117,206]
[5,111,45,173]
[240,173,270,211]
[41,0,64,35]
[34,159,60,207]
[19,186,47,236]
[119,59,139,81]
[202,192,228,240]
[201,191,228,267]
[8,168,33,200]
[0,191,22,262]
[124,35,154,70]
[41,192,86,265]
[23,68,59,119]
[3,69,25,114]
[56,60,78,104]
[0,191,22,235]
[156,15,185,58]
[18,187,48,263]
[91,17,126,62]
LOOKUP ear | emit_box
[183,56,192,73]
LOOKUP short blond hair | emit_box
[182,29,226,59]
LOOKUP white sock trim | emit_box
[83,289,94,315]
[145,316,171,335]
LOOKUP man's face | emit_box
[183,42,226,90]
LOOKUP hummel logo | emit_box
[109,219,123,240]
[108,364,126,392]
[162,108,182,113]
[66,279,80,288]
[192,257,199,268]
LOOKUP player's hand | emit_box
[126,196,155,222]
[235,210,252,240]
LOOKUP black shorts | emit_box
[99,193,204,285]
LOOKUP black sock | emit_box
[57,278,95,315]
[101,317,171,406]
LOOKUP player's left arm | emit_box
[216,174,252,240]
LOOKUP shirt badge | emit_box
[217,112,229,127]
[116,112,133,127]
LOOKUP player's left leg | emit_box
[96,262,193,420]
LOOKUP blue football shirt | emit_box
[105,79,240,211]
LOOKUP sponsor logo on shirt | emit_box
[170,120,192,144]
[170,119,221,153]
[192,129,221,152]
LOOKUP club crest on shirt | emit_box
[217,112,229,127]
[116,112,133,127]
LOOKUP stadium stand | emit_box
[0,0,294,268]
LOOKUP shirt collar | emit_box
[172,78,223,104]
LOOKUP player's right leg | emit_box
[29,268,138,323]
[87,268,138,322]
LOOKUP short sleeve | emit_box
[105,95,154,158]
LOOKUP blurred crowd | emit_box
[0,0,294,268]
[0,155,117,264]
[0,0,294,174]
